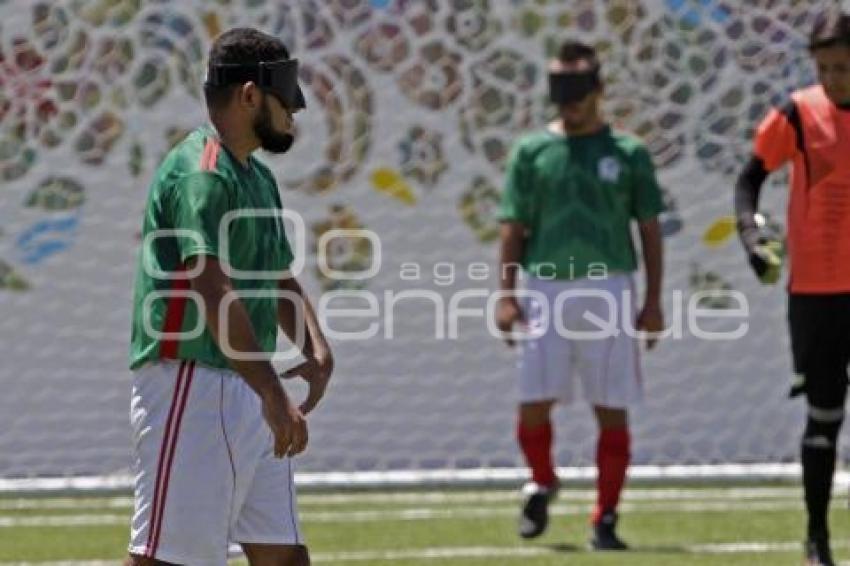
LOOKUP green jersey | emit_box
[129,125,294,370]
[499,126,663,280]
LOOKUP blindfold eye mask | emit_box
[809,34,850,51]
[548,67,601,105]
[206,58,306,111]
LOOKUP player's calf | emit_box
[801,403,844,544]
[516,407,558,540]
[242,543,310,566]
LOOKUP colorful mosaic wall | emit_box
[0,0,839,476]
[1,0,828,289]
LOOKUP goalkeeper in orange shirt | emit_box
[735,10,850,566]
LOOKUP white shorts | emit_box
[128,360,302,565]
[517,275,643,408]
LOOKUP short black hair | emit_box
[809,9,850,51]
[557,40,599,68]
[204,27,290,111]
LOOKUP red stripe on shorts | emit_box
[144,361,186,556]
[146,361,195,557]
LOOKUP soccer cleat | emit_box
[517,481,557,539]
[590,510,628,551]
[804,536,835,566]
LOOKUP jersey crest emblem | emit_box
[598,156,621,183]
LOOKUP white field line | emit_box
[298,486,805,505]
[300,500,806,522]
[7,465,850,493]
[0,514,127,528]
[5,541,850,565]
[0,487,807,511]
[0,498,135,511]
[311,546,552,562]
[311,541,850,562]
[0,500,807,528]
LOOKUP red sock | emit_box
[517,420,557,488]
[593,427,630,524]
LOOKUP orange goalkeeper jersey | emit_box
[754,85,850,293]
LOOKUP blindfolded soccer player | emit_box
[127,28,333,565]
[497,40,665,550]
[734,10,850,566]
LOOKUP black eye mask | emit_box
[548,68,601,105]
[206,58,306,111]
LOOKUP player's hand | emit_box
[636,302,664,350]
[281,349,334,415]
[748,239,783,285]
[261,385,308,458]
[496,296,526,348]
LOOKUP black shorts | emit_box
[788,293,850,406]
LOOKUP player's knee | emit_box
[594,406,628,429]
[519,401,554,427]
[803,404,844,449]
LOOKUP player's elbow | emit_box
[734,156,768,215]
[638,217,661,236]
[278,274,303,293]
[500,221,528,242]
[188,255,232,305]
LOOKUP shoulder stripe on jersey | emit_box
[200,137,221,172]
[156,137,221,362]
[779,100,812,188]
[779,101,804,153]
[208,139,221,170]
[199,138,213,171]
[157,137,222,360]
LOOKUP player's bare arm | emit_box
[278,275,334,415]
[636,217,664,350]
[497,221,527,347]
[188,255,307,458]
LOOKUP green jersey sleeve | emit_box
[257,161,295,271]
[271,187,295,271]
[277,229,295,270]
[630,145,664,222]
[168,172,233,263]
[499,140,534,226]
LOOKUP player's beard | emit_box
[825,89,850,108]
[253,98,294,154]
[560,93,602,134]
